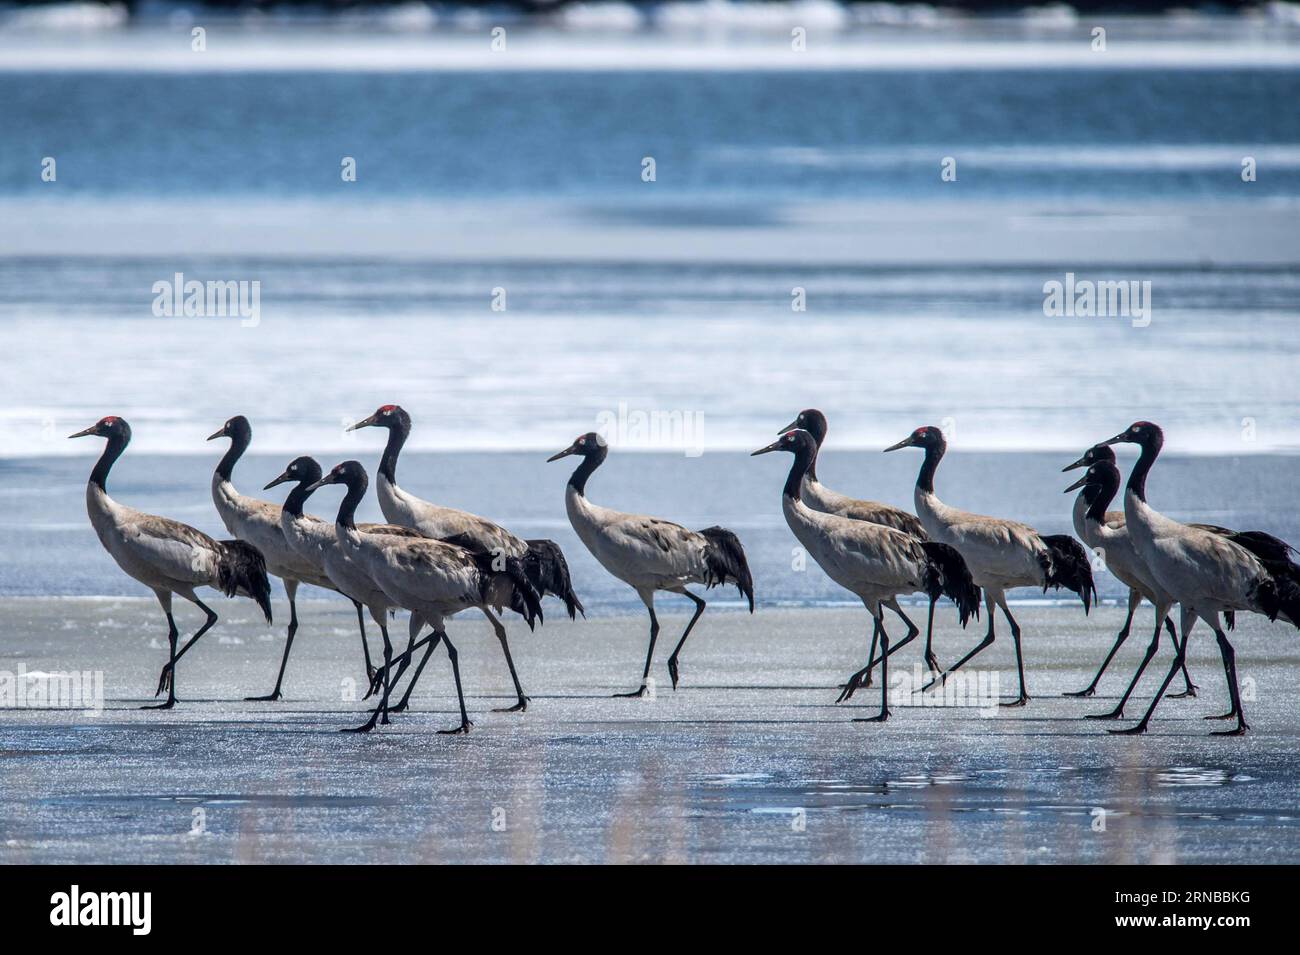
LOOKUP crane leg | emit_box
[366,611,414,698]
[1066,588,1139,698]
[1166,615,1199,699]
[923,596,941,678]
[1000,602,1029,707]
[143,592,180,710]
[922,590,997,692]
[1110,607,1198,735]
[847,601,920,704]
[1087,606,1170,720]
[614,596,658,698]
[436,631,473,735]
[344,628,441,732]
[847,597,930,696]
[155,595,218,701]
[838,617,881,703]
[853,607,891,723]
[353,600,379,694]
[389,629,444,714]
[1205,625,1248,734]
[389,613,422,688]
[666,590,706,691]
[481,608,531,712]
[343,621,396,732]
[246,580,298,702]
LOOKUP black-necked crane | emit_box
[209,415,375,701]
[69,416,272,709]
[884,425,1095,706]
[1098,421,1300,735]
[1062,445,1197,704]
[348,405,583,623]
[781,408,968,694]
[548,432,754,696]
[264,456,426,708]
[753,429,980,721]
[307,460,542,733]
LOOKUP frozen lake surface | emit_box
[2,599,1298,864]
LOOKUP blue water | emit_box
[4,68,1300,200]
[3,37,1299,611]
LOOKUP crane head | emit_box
[1062,443,1116,472]
[68,416,130,442]
[752,429,814,456]
[548,432,606,462]
[347,404,408,432]
[265,456,322,491]
[778,409,827,446]
[1100,421,1163,449]
[207,415,251,444]
[883,425,944,453]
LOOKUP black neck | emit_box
[568,446,608,496]
[1127,440,1160,502]
[379,423,408,484]
[916,441,945,495]
[89,432,128,490]
[215,430,250,482]
[336,479,365,529]
[805,421,826,480]
[1083,480,1117,523]
[783,442,815,501]
[283,482,311,518]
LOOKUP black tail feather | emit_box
[698,526,755,612]
[1197,526,1298,629]
[1251,568,1300,630]
[1222,529,1300,571]
[918,540,980,627]
[523,539,585,620]
[1040,534,1096,614]
[469,551,544,631]
[216,539,273,623]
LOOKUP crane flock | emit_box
[66,409,1300,736]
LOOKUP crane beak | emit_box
[777,418,799,435]
[1063,474,1089,493]
[346,414,378,432]
[303,477,330,493]
[1098,432,1127,447]
[751,439,783,456]
[263,471,292,490]
[206,427,226,442]
[882,436,914,453]
[1062,453,1090,472]
[547,445,576,462]
[67,425,98,439]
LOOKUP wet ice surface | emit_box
[2,598,1299,864]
